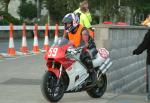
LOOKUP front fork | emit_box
[56,64,63,86]
[50,64,63,93]
[47,60,63,85]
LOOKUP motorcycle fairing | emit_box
[65,61,89,91]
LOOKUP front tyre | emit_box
[86,74,107,98]
[41,71,65,102]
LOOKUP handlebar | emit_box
[66,46,85,55]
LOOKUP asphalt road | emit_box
[0,54,147,103]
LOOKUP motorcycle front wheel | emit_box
[41,71,65,102]
[86,74,107,98]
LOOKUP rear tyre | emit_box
[41,71,65,102]
[86,74,107,98]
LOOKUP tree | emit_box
[42,0,70,24]
[118,0,150,24]
[42,0,101,24]
[98,0,150,24]
[133,0,150,16]
[34,0,43,21]
[15,0,150,25]
[0,0,11,12]
[18,1,37,21]
[98,0,118,22]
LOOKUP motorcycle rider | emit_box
[62,13,97,82]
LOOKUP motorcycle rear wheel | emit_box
[41,71,65,102]
[86,74,107,98]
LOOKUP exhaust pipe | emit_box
[97,58,112,80]
[102,62,112,74]
[99,58,110,71]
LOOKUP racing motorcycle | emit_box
[41,38,112,102]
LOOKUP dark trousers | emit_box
[147,65,150,99]
[80,51,93,71]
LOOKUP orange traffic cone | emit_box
[54,23,59,43]
[7,23,16,56]
[0,54,3,58]
[20,23,28,54]
[43,23,49,52]
[32,24,39,53]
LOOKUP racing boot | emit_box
[87,59,97,84]
[89,69,97,84]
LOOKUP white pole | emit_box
[48,13,50,25]
[37,0,40,22]
[99,0,101,23]
[118,0,121,12]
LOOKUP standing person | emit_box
[62,13,97,82]
[133,29,150,101]
[74,0,94,38]
[141,14,150,26]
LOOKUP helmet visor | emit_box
[62,17,72,24]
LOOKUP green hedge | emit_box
[0,11,22,25]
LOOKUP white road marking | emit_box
[0,51,43,62]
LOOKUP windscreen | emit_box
[51,37,70,47]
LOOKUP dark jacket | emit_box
[133,30,150,64]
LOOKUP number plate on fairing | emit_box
[48,47,58,57]
[98,48,109,59]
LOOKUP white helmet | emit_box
[62,13,79,32]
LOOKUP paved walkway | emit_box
[0,54,148,103]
